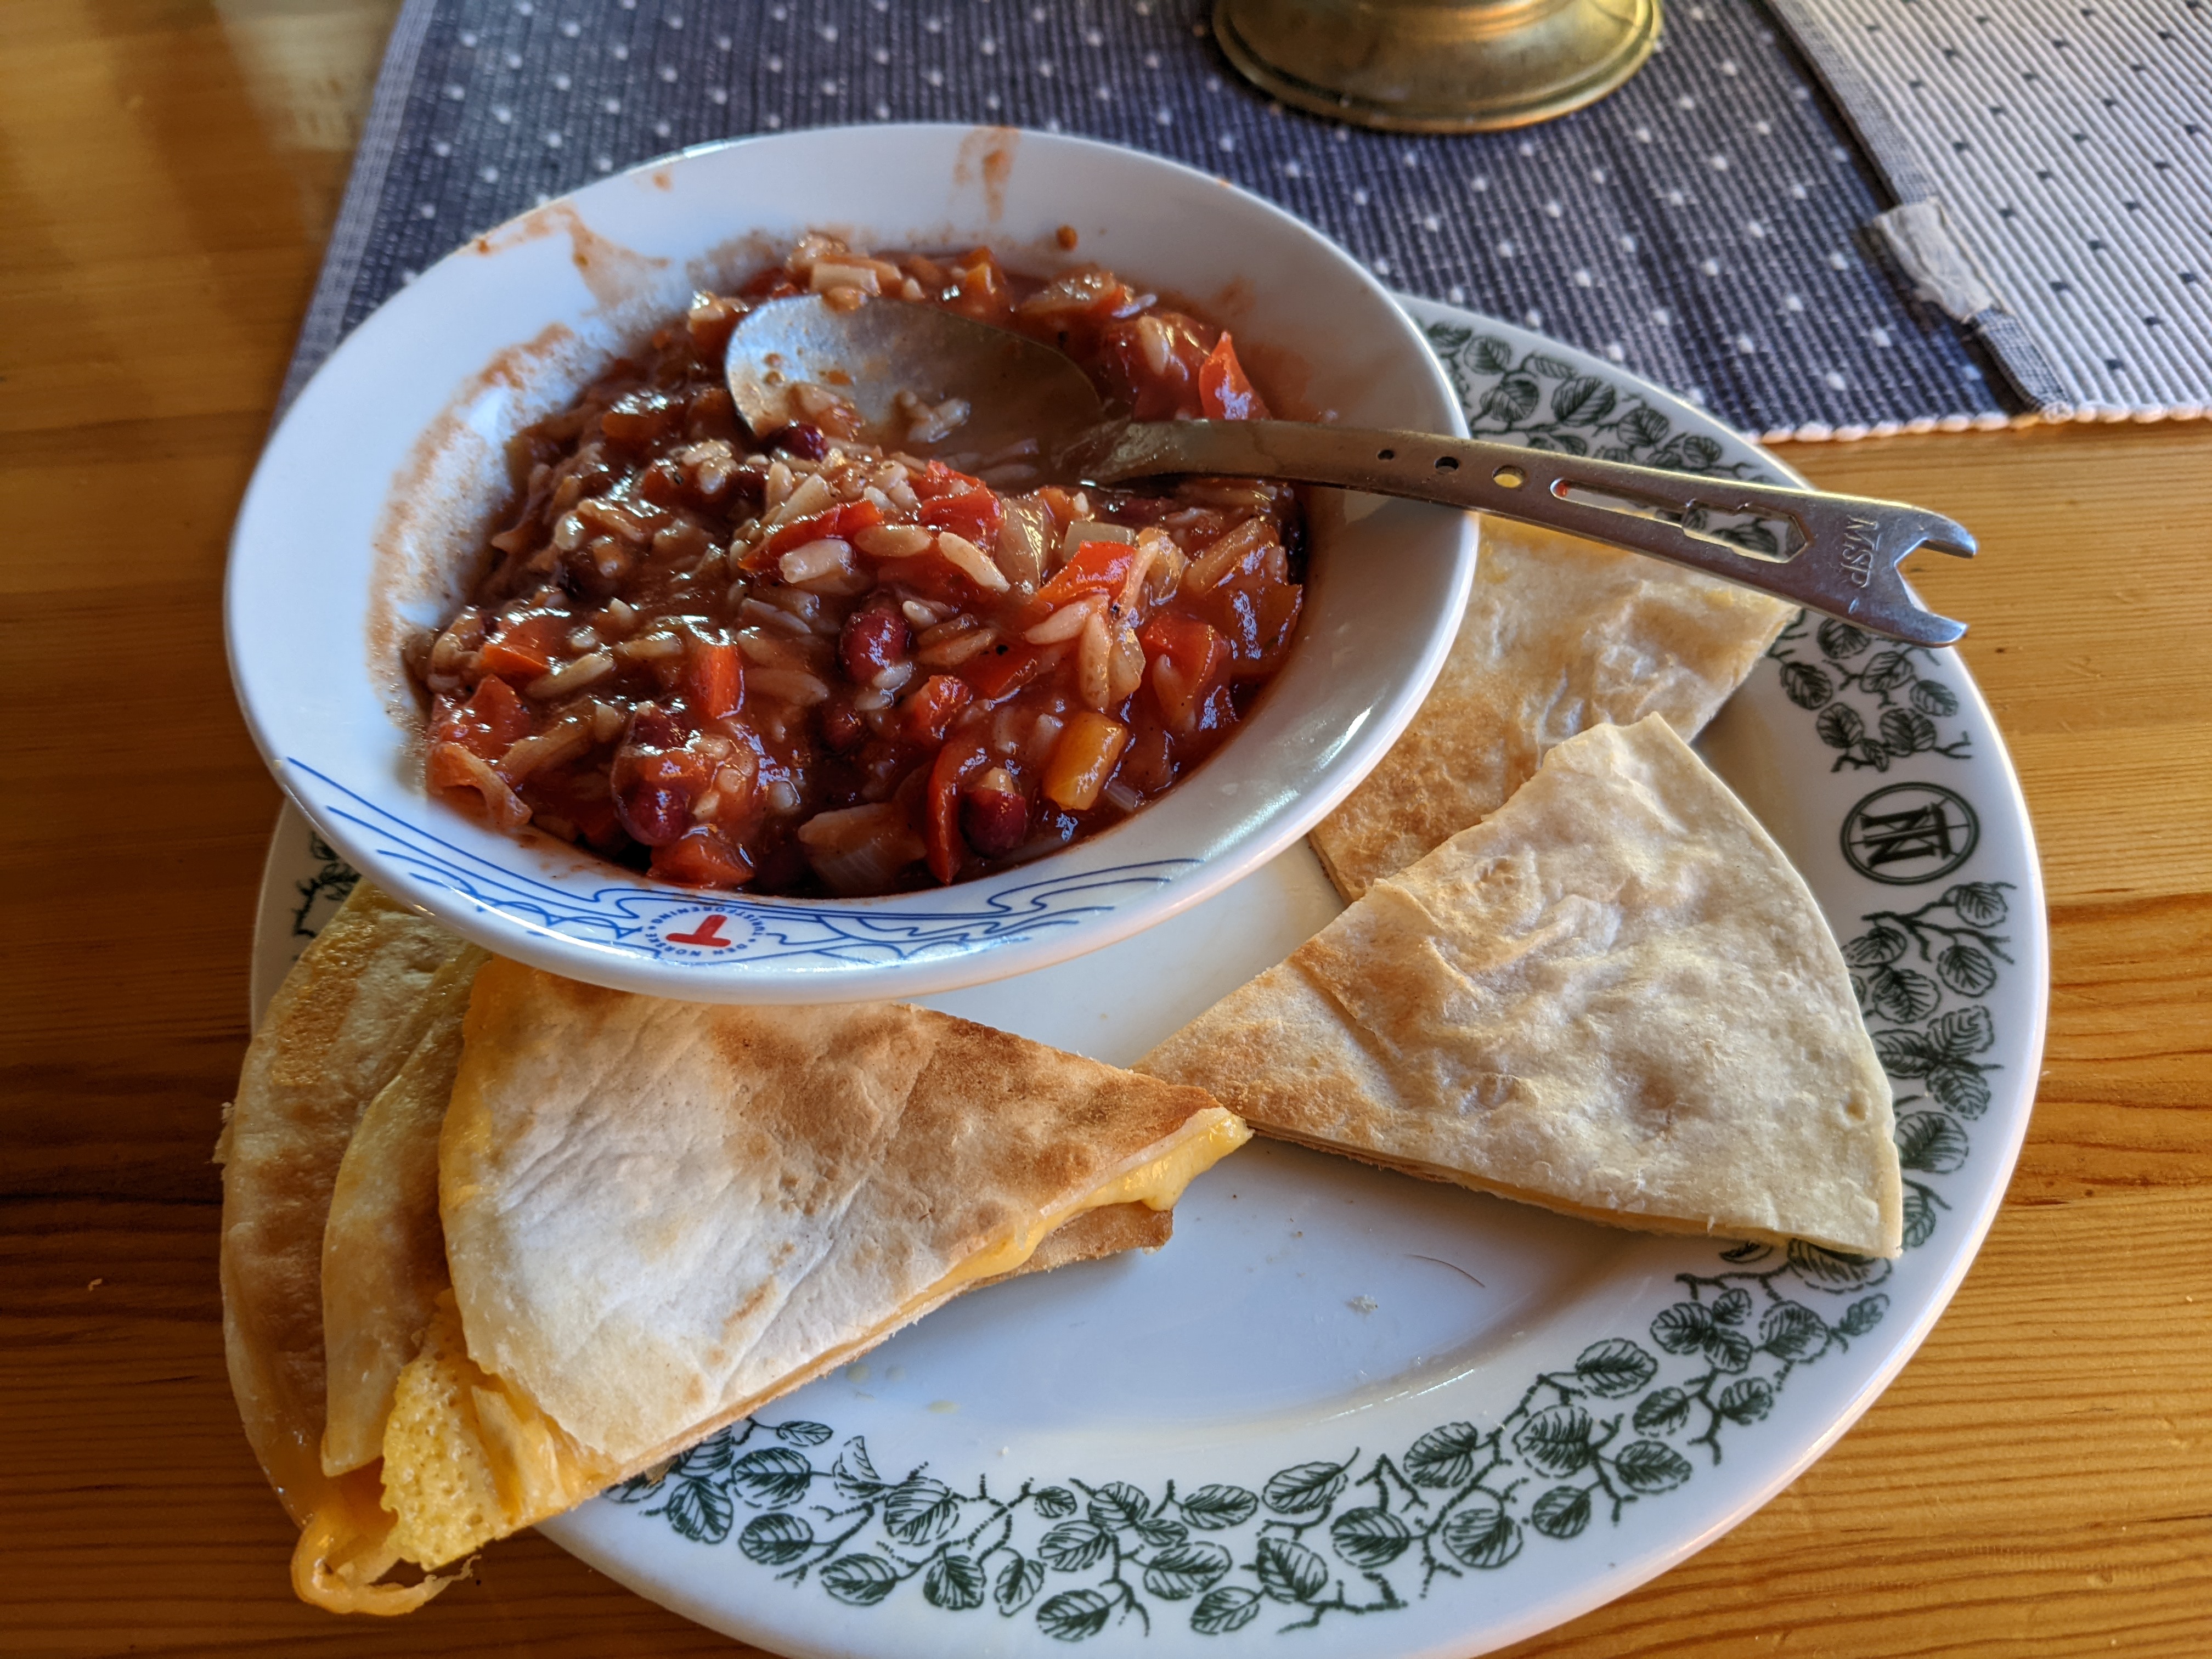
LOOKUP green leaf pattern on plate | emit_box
[1767,612,1974,774]
[290,325,2001,1641]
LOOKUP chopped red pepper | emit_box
[923,740,985,884]
[963,641,1050,701]
[682,641,744,720]
[919,487,1003,544]
[429,674,532,760]
[477,614,568,685]
[899,674,975,746]
[1198,332,1270,421]
[1023,540,1138,623]
[1139,613,1232,733]
[650,827,753,886]
[910,460,992,500]
[754,498,885,565]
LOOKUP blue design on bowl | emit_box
[286,761,1201,966]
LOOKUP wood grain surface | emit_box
[3,4,2207,1656]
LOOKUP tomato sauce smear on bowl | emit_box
[408,236,1305,896]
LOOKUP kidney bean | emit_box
[840,593,911,685]
[960,768,1029,858]
[819,688,867,752]
[612,706,709,845]
[766,421,828,460]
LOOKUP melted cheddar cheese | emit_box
[374,1105,1249,1572]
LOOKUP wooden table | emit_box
[5,4,2208,1655]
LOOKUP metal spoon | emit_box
[727,295,1974,646]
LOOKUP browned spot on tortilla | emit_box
[366,321,582,736]
[472,201,672,314]
[1056,224,1079,251]
[953,127,1020,224]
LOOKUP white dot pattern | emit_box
[285,0,2036,433]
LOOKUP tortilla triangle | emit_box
[1310,518,1793,900]
[356,959,1246,1572]
[1144,715,1901,1257]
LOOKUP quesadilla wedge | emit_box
[1310,518,1795,900]
[298,958,1247,1596]
[215,881,471,1612]
[1145,715,1901,1257]
[320,944,490,1477]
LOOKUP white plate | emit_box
[253,297,2045,1658]
[227,126,1476,1005]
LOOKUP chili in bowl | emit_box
[225,125,1477,1002]
[416,236,1308,900]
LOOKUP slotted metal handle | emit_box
[1076,419,1974,647]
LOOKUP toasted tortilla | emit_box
[320,944,490,1476]
[353,961,1246,1571]
[1144,716,1901,1257]
[1310,517,1795,900]
[215,880,470,1615]
[215,881,466,1525]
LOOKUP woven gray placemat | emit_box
[283,0,2026,440]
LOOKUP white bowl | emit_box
[225,125,1476,1002]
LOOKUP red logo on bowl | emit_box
[655,908,750,954]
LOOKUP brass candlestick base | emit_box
[1214,0,1661,133]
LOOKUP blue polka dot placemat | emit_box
[286,0,2039,441]
[1770,0,2211,422]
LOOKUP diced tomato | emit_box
[923,740,987,884]
[963,641,1050,701]
[682,641,743,720]
[1139,613,1231,734]
[753,499,885,565]
[899,674,974,746]
[1024,540,1138,622]
[477,613,567,684]
[1198,332,1270,421]
[919,487,1003,544]
[428,674,532,760]
[650,827,752,887]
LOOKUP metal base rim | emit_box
[1214,0,1662,133]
